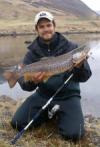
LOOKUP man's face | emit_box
[36,18,55,41]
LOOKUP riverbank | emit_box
[0,20,100,37]
[0,95,100,147]
[0,31,100,38]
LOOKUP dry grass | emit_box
[0,95,100,147]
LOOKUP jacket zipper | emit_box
[48,44,51,56]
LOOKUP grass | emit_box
[0,96,100,147]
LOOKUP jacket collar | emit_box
[27,32,69,57]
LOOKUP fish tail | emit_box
[3,71,18,88]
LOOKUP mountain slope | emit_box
[0,0,97,21]
[96,11,100,15]
[28,0,97,18]
[0,0,99,35]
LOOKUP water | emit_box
[0,34,100,117]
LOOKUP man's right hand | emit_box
[18,63,46,84]
[31,72,46,84]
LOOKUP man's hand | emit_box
[72,53,89,68]
[18,63,46,84]
[31,72,46,84]
[73,60,84,68]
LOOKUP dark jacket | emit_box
[18,32,92,99]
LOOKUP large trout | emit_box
[3,44,90,88]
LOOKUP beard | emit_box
[41,31,55,42]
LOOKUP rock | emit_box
[0,95,16,105]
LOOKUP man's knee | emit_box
[59,124,85,141]
[11,111,48,131]
[11,116,26,131]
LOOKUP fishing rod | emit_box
[11,73,73,145]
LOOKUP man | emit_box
[11,11,92,142]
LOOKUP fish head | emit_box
[72,51,87,64]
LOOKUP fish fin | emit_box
[41,57,48,60]
[40,56,55,61]
[24,73,50,82]
[24,73,33,81]
[3,71,18,88]
[24,72,52,83]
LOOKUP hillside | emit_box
[27,0,97,18]
[0,0,100,35]
[0,0,97,21]
[96,11,100,15]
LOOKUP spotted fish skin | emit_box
[18,44,90,75]
[3,44,90,88]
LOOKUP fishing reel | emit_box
[48,104,60,119]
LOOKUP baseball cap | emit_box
[34,11,54,26]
